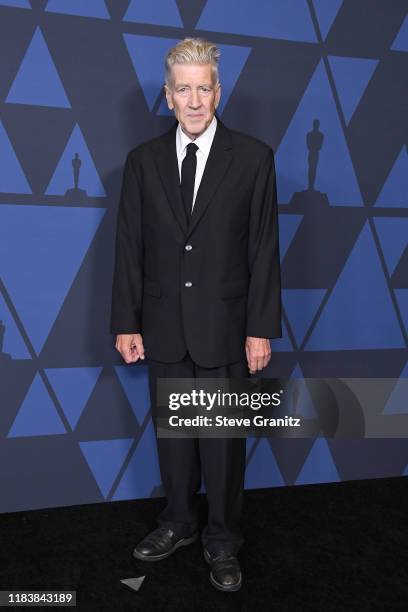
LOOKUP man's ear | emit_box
[215,83,221,109]
[164,84,174,110]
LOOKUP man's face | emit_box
[165,63,221,140]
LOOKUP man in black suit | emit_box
[110,37,282,592]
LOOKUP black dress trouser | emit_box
[147,352,248,554]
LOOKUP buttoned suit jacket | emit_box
[110,116,282,368]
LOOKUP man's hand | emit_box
[245,336,271,374]
[115,333,145,364]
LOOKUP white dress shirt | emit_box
[176,114,217,211]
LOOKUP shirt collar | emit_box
[177,115,217,157]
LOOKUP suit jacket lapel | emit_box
[154,117,233,238]
[155,121,188,236]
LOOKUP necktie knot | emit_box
[186,142,198,157]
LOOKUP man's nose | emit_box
[189,89,202,108]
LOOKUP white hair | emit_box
[165,37,221,87]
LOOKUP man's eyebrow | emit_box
[174,83,213,87]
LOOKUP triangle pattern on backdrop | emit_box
[0,293,31,359]
[328,56,378,124]
[305,222,405,350]
[395,289,408,336]
[276,60,363,206]
[271,319,294,352]
[391,14,408,52]
[295,437,340,484]
[46,367,103,429]
[114,365,151,425]
[245,439,285,489]
[374,146,408,208]
[45,0,110,19]
[0,0,30,7]
[312,0,343,39]
[45,124,106,197]
[6,27,71,108]
[0,205,106,355]
[0,120,31,193]
[374,217,408,276]
[8,372,66,437]
[123,0,183,27]
[196,0,317,42]
[278,214,303,262]
[79,438,134,498]
[283,288,326,346]
[383,362,408,415]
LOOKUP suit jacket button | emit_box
[185,281,193,288]
[185,244,193,251]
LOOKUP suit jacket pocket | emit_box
[220,279,248,299]
[143,278,161,298]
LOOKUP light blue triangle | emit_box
[374,146,408,208]
[271,319,294,352]
[312,0,343,39]
[113,420,161,500]
[283,289,326,345]
[374,217,408,275]
[46,367,103,429]
[157,43,251,116]
[305,223,405,350]
[383,362,408,415]
[328,56,378,124]
[295,438,340,484]
[45,0,110,19]
[45,124,106,197]
[0,1,30,8]
[114,365,150,424]
[197,0,316,42]
[288,365,318,418]
[395,289,408,335]
[0,293,30,359]
[279,214,303,261]
[276,60,363,206]
[7,372,66,437]
[123,34,179,111]
[79,438,134,498]
[6,27,70,108]
[0,120,31,193]
[124,0,182,26]
[0,205,106,355]
[245,439,285,489]
[391,15,408,51]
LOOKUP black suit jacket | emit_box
[110,117,282,367]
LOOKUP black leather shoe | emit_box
[203,548,242,592]
[133,526,198,562]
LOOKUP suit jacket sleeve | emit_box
[110,152,144,335]
[246,147,282,339]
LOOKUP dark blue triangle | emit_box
[45,0,110,19]
[46,367,103,429]
[383,362,408,415]
[79,438,134,498]
[197,0,316,42]
[0,205,106,354]
[305,223,405,350]
[45,124,106,197]
[124,0,182,26]
[374,146,408,208]
[391,15,408,51]
[113,420,162,500]
[312,0,343,39]
[295,438,340,484]
[276,60,363,206]
[114,365,150,425]
[0,120,31,193]
[279,214,303,261]
[328,56,378,124]
[374,217,408,275]
[283,289,326,345]
[6,27,70,108]
[395,290,408,336]
[245,439,285,489]
[0,293,30,359]
[7,372,66,437]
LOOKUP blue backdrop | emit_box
[0,0,407,513]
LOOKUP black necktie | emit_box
[180,142,198,222]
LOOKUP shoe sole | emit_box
[203,549,242,592]
[132,532,198,562]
